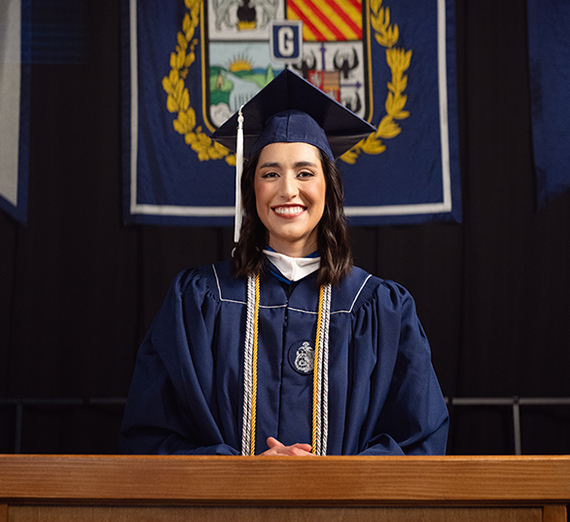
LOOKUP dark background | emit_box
[1,0,570,455]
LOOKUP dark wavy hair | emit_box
[233,147,353,286]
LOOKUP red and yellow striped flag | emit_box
[287,0,363,41]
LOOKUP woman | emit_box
[119,70,449,456]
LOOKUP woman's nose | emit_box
[279,174,298,199]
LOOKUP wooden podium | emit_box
[1,455,569,521]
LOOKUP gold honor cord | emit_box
[242,274,331,455]
[311,284,325,454]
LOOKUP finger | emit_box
[289,444,313,456]
[266,437,283,448]
[272,443,313,456]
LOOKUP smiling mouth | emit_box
[272,205,306,216]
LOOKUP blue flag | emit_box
[528,0,570,208]
[122,0,461,226]
[0,0,30,225]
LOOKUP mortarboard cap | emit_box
[212,68,376,161]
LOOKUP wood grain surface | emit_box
[0,455,569,506]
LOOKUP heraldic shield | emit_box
[205,0,371,130]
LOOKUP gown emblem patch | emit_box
[289,341,314,375]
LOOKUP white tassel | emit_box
[234,106,245,243]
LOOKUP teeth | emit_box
[274,206,305,215]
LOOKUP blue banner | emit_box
[0,0,30,225]
[528,0,570,209]
[122,0,461,226]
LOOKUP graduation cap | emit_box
[211,68,376,241]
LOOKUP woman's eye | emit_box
[298,171,314,178]
[261,171,279,179]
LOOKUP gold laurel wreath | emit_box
[162,0,410,166]
[162,0,235,165]
[341,0,412,164]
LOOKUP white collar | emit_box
[263,249,321,282]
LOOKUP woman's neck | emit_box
[267,237,317,258]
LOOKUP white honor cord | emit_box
[241,273,256,455]
[234,106,245,243]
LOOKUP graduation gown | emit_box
[119,258,449,455]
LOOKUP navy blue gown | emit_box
[119,259,449,455]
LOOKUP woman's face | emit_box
[254,142,326,257]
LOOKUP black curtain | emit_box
[1,0,570,455]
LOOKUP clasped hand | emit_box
[260,436,314,456]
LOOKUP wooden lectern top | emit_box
[0,454,569,505]
[0,455,569,522]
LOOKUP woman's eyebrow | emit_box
[294,161,318,168]
[258,161,318,169]
[258,161,281,169]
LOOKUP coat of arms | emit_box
[163,0,411,165]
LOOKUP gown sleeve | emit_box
[354,280,449,456]
[119,269,240,455]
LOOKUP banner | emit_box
[527,0,570,209]
[0,0,30,225]
[123,0,461,226]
